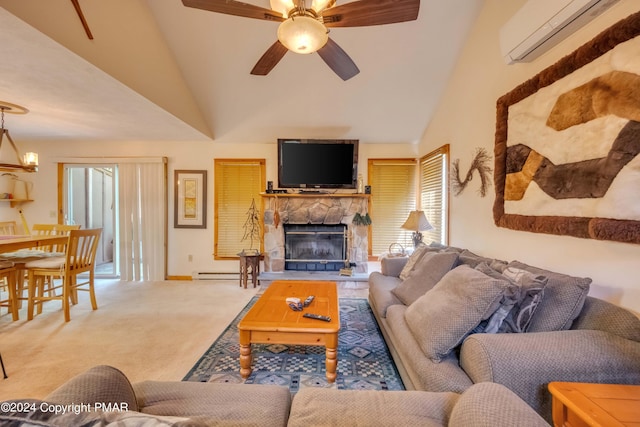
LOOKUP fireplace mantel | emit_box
[260,192,370,199]
[261,193,370,274]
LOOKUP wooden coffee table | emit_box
[238,280,340,382]
[548,382,640,427]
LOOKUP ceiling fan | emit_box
[182,0,420,80]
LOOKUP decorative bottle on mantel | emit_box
[357,174,364,193]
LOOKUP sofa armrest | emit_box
[45,365,139,412]
[459,330,640,422]
[381,256,409,277]
[450,382,549,427]
[572,296,640,342]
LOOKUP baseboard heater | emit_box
[192,272,240,280]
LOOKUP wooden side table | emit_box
[238,251,261,289]
[548,382,640,427]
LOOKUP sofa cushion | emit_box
[45,365,139,412]
[398,245,429,280]
[133,381,291,427]
[368,272,403,318]
[404,265,517,362]
[449,383,549,427]
[507,261,591,332]
[475,263,547,333]
[386,305,474,392]
[288,388,459,427]
[380,256,410,277]
[392,251,459,306]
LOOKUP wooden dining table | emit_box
[0,235,71,321]
[0,235,69,254]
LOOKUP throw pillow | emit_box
[475,263,547,333]
[404,265,517,362]
[391,251,459,305]
[398,245,428,281]
[507,261,591,332]
[457,249,505,268]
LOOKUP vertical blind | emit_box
[118,160,167,281]
[214,159,265,258]
[420,145,449,245]
[368,159,417,255]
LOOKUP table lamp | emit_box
[401,210,433,247]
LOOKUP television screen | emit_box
[278,139,358,189]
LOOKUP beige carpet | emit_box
[0,278,368,401]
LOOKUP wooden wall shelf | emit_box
[0,198,33,208]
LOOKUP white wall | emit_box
[0,139,418,278]
[419,0,640,312]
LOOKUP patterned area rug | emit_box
[183,297,404,393]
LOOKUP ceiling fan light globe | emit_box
[277,16,328,54]
[270,0,295,18]
[311,0,335,13]
[278,16,329,54]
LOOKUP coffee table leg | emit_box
[325,333,338,383]
[239,331,252,379]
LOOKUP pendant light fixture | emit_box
[0,101,38,173]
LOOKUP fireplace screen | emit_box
[284,224,347,271]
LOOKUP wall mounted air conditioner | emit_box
[500,0,619,64]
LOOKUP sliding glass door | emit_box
[63,164,117,277]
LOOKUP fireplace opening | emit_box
[284,224,347,271]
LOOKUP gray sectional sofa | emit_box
[368,244,640,423]
[0,365,550,426]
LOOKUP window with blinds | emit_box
[368,159,417,255]
[419,145,449,245]
[214,159,265,259]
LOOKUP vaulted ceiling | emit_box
[0,0,483,144]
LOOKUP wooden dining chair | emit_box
[31,223,58,252]
[26,228,102,322]
[0,261,18,321]
[16,224,83,303]
[0,221,17,236]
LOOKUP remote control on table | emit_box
[303,313,331,322]
[303,295,314,307]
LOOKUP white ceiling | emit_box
[0,0,483,144]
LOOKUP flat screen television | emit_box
[278,139,359,189]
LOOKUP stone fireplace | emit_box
[284,224,347,271]
[262,194,369,274]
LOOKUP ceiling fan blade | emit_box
[70,0,94,39]
[323,0,419,27]
[182,0,283,22]
[251,41,289,76]
[317,38,359,81]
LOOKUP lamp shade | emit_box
[277,16,328,54]
[401,210,433,232]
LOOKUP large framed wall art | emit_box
[174,170,207,229]
[494,11,640,244]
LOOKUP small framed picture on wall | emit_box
[174,170,207,229]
